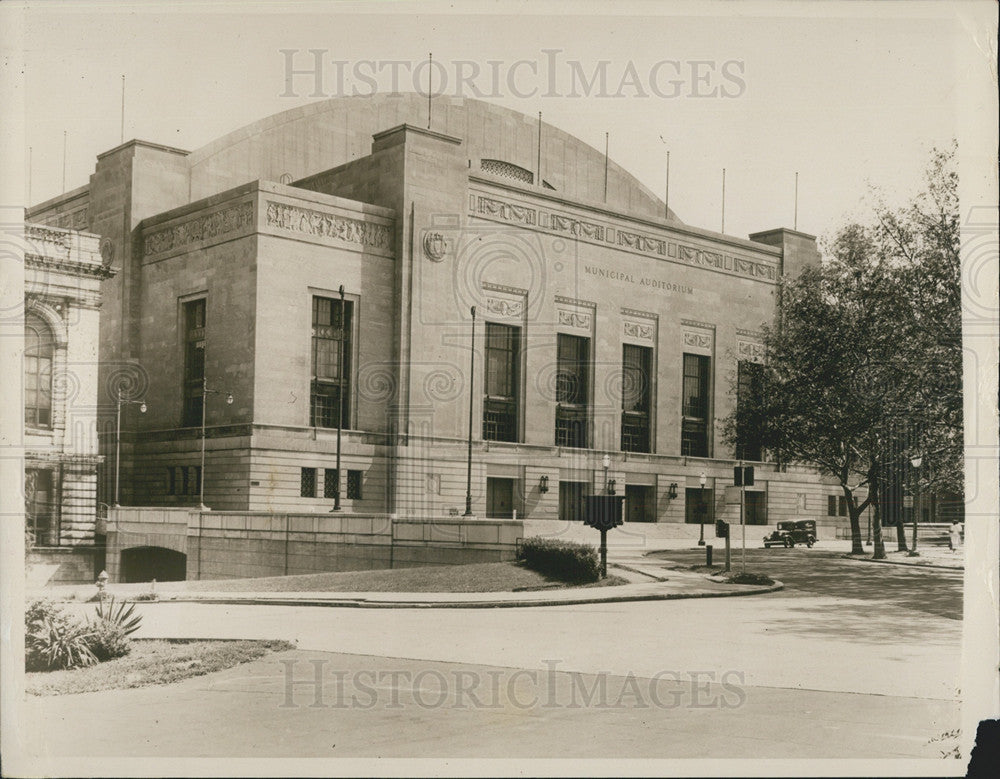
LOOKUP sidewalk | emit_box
[841,544,964,570]
[33,564,782,609]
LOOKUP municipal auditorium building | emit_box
[28,93,844,536]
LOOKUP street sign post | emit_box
[734,465,754,574]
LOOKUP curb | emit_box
[840,554,963,572]
[131,580,784,609]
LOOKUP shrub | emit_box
[726,571,775,586]
[86,620,133,662]
[518,537,600,583]
[25,601,96,672]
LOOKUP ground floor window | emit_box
[301,467,317,498]
[347,470,363,500]
[25,467,58,546]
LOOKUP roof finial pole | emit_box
[603,132,609,203]
[427,53,433,130]
[536,111,542,186]
[121,74,126,143]
[721,167,726,233]
[794,171,799,230]
[665,150,670,219]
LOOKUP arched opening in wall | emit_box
[120,546,186,583]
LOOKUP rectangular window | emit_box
[182,299,206,427]
[324,468,339,499]
[735,360,764,461]
[301,467,316,498]
[483,323,520,442]
[189,466,201,497]
[347,470,363,500]
[621,344,652,453]
[311,296,353,428]
[555,333,590,448]
[828,495,837,516]
[839,496,848,517]
[167,467,176,496]
[681,353,710,458]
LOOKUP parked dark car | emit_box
[763,520,817,548]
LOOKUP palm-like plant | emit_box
[92,596,143,637]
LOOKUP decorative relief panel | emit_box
[265,201,390,249]
[557,310,592,330]
[684,332,713,349]
[737,340,766,363]
[623,321,655,342]
[485,298,524,318]
[551,214,604,241]
[617,229,666,256]
[477,196,536,226]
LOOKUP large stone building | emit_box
[23,222,111,582]
[27,93,851,534]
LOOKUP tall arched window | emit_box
[25,313,53,427]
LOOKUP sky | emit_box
[14,0,990,245]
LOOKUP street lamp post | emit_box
[332,284,345,512]
[114,388,147,507]
[463,306,476,517]
[908,455,922,557]
[200,378,234,510]
[602,454,611,493]
[698,472,707,545]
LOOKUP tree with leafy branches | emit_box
[726,144,962,558]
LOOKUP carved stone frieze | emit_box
[144,202,254,257]
[265,201,390,249]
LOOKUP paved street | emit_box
[18,547,963,764]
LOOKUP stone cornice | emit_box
[25,253,115,279]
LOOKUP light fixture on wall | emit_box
[607,479,616,495]
[539,475,549,493]
[668,482,678,499]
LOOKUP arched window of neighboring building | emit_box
[25,313,53,427]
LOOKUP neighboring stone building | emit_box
[23,222,112,581]
[27,93,855,537]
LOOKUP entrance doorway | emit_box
[120,546,187,583]
[685,487,714,525]
[559,481,590,522]
[625,485,655,522]
[745,491,767,524]
[486,477,515,518]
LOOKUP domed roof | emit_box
[187,93,680,223]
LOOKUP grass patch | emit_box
[26,639,294,696]
[153,560,625,594]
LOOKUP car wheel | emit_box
[784,537,793,548]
